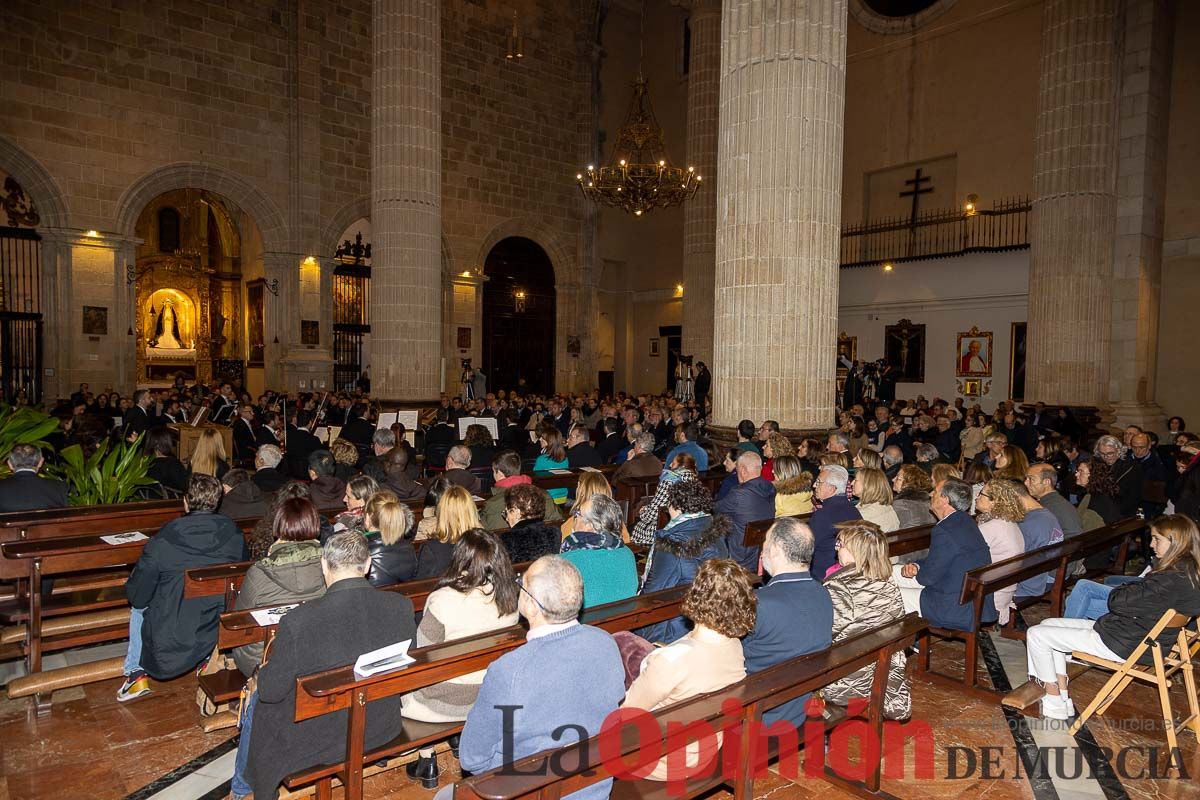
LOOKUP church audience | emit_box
[894,479,995,631]
[1025,463,1081,538]
[533,424,570,503]
[329,438,361,483]
[304,450,344,509]
[760,431,793,482]
[560,494,637,608]
[189,427,229,479]
[481,450,563,530]
[621,558,755,781]
[401,529,520,788]
[144,427,189,495]
[1095,435,1143,518]
[251,444,289,492]
[463,424,497,473]
[559,471,629,542]
[416,485,482,579]
[1023,514,1200,720]
[454,556,623,800]
[119,474,248,701]
[565,424,602,468]
[715,451,777,571]
[416,476,452,539]
[663,421,709,476]
[632,453,699,546]
[808,464,861,580]
[500,482,562,563]
[822,520,911,719]
[1075,459,1122,532]
[612,431,663,483]
[0,443,70,512]
[850,467,900,533]
[974,479,1027,625]
[771,455,814,517]
[442,444,482,494]
[218,468,269,520]
[743,517,833,729]
[232,497,325,677]
[236,532,416,800]
[334,474,378,533]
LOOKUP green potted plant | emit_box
[47,435,158,506]
[0,404,61,477]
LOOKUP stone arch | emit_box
[848,0,959,35]
[114,163,288,253]
[473,218,575,283]
[0,134,70,229]
[319,195,371,261]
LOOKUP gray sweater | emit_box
[460,624,624,800]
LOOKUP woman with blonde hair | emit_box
[823,520,911,719]
[189,427,229,479]
[853,448,882,472]
[851,468,900,533]
[363,490,417,587]
[993,445,1030,482]
[891,465,937,532]
[560,471,630,542]
[761,431,794,481]
[415,484,482,579]
[772,455,814,516]
[974,479,1026,624]
[930,463,962,486]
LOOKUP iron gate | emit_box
[0,227,42,403]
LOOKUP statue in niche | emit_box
[149,299,185,350]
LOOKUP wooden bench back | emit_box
[455,614,929,800]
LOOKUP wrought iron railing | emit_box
[839,196,1031,268]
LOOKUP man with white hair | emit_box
[881,445,904,481]
[1094,434,1142,518]
[251,444,289,492]
[449,556,624,800]
[714,451,777,571]
[808,464,862,580]
[827,430,850,455]
[612,431,662,483]
[442,444,481,494]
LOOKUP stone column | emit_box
[371,0,442,400]
[711,0,848,432]
[1025,0,1121,408]
[1108,0,1174,431]
[676,0,721,369]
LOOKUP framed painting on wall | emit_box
[649,338,661,357]
[82,306,107,336]
[884,319,925,383]
[246,279,265,367]
[955,326,993,377]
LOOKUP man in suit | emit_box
[340,402,375,449]
[0,444,69,512]
[715,451,777,572]
[255,411,283,449]
[743,517,833,730]
[209,383,236,424]
[808,465,862,580]
[565,425,602,468]
[896,478,995,631]
[252,445,290,493]
[124,389,153,440]
[236,532,416,800]
[612,432,663,484]
[423,408,458,469]
[595,417,624,464]
[232,404,258,462]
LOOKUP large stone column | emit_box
[676,0,721,369]
[1108,0,1174,431]
[1025,0,1121,408]
[711,0,847,432]
[371,0,442,400]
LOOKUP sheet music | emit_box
[395,410,419,430]
[314,426,329,443]
[101,531,148,546]
[456,416,499,441]
[376,411,398,430]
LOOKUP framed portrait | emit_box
[837,332,857,372]
[567,335,581,357]
[1009,322,1027,401]
[246,280,265,367]
[884,319,925,383]
[956,326,993,377]
[649,338,661,358]
[301,320,320,345]
[82,306,107,336]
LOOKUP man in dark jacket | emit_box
[423,409,458,468]
[1096,435,1144,518]
[219,469,270,520]
[595,417,625,464]
[808,464,862,580]
[340,403,376,449]
[118,473,248,701]
[251,444,290,493]
[0,444,69,512]
[565,425,602,468]
[236,532,416,799]
[896,478,995,631]
[285,412,322,479]
[692,361,711,418]
[743,517,833,729]
[714,451,776,571]
[307,450,346,510]
[232,404,259,462]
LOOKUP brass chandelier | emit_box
[576,2,700,217]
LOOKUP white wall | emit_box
[838,251,1029,408]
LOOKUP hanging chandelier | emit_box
[576,1,700,217]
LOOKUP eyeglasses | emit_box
[515,576,549,614]
[978,492,992,500]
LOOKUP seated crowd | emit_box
[3,379,1200,797]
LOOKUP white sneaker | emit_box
[1041,694,1072,720]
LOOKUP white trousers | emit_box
[1026,617,1123,685]
[891,565,924,615]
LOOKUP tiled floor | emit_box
[1,606,1197,800]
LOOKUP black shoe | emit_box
[448,734,461,758]
[406,754,440,790]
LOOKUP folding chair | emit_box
[1069,609,1200,757]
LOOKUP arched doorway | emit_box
[483,237,555,394]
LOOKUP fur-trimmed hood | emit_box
[655,514,731,559]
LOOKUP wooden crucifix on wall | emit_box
[899,167,934,257]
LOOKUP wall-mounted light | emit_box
[964,193,979,217]
[85,230,100,238]
[264,278,280,296]
[883,262,894,272]
[506,10,524,60]
[674,283,684,297]
[514,289,526,313]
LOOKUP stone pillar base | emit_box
[1107,402,1166,436]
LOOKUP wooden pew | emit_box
[528,464,618,493]
[915,517,1146,697]
[612,468,730,527]
[0,499,182,546]
[456,615,929,800]
[281,584,697,800]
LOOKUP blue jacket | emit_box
[743,571,833,729]
[663,440,708,474]
[916,511,996,630]
[808,495,861,581]
[460,624,624,800]
[637,514,731,643]
[715,477,776,571]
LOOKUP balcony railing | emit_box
[839,196,1031,268]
